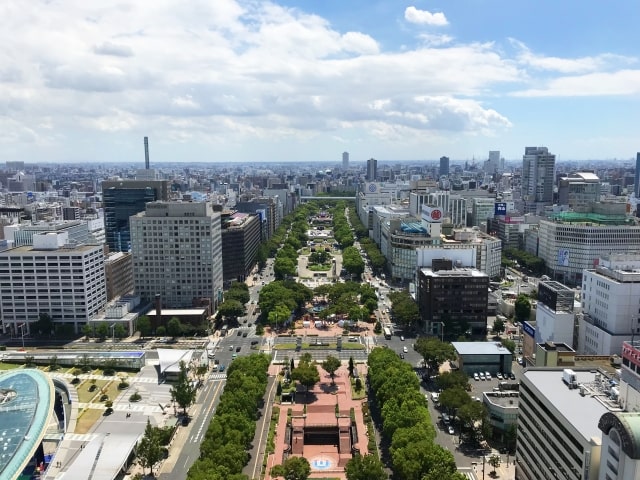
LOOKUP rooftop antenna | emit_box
[144,136,150,169]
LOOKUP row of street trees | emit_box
[332,202,354,248]
[387,290,420,332]
[259,280,313,328]
[368,347,467,480]
[312,281,378,325]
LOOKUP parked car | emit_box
[219,365,225,372]
[229,345,234,351]
[403,346,408,353]
[485,371,491,379]
[448,426,455,435]
[400,335,405,341]
[242,331,248,337]
[473,372,479,381]
[509,372,516,380]
[479,372,485,380]
[496,373,503,380]
[236,346,241,352]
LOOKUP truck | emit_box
[562,368,577,389]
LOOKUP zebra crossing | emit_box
[457,468,476,480]
[208,373,227,381]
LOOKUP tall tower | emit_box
[144,137,150,169]
[342,152,349,169]
[521,146,556,214]
[635,152,640,198]
[366,158,377,181]
[439,156,450,177]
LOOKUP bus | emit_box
[383,326,392,339]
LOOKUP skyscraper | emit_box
[366,158,377,181]
[130,201,223,310]
[635,152,640,198]
[439,156,450,177]
[102,180,169,252]
[521,146,555,214]
[342,152,349,169]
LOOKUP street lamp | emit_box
[18,323,26,350]
[110,323,116,345]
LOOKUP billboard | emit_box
[494,202,507,216]
[557,248,570,267]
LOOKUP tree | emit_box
[218,299,245,321]
[34,312,53,336]
[271,456,311,480]
[435,371,469,392]
[345,454,387,480]
[439,387,470,417]
[492,317,506,336]
[49,354,60,371]
[348,356,355,377]
[273,256,296,280]
[137,316,151,339]
[291,358,320,398]
[413,337,456,375]
[81,323,93,340]
[137,418,163,477]
[504,423,518,453]
[321,355,342,384]
[388,291,419,331]
[96,322,109,341]
[167,317,183,339]
[501,337,516,354]
[156,325,166,336]
[515,295,531,322]
[170,361,197,415]
[114,323,127,339]
[488,453,501,475]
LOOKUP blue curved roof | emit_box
[400,221,427,234]
[0,369,54,480]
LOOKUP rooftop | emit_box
[420,268,488,278]
[452,341,511,356]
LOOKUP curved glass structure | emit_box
[0,369,54,480]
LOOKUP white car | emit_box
[496,373,503,380]
[473,372,479,381]
[479,372,485,381]
[400,335,405,341]
[448,426,455,435]
[403,346,408,353]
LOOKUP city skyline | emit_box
[2,1,640,164]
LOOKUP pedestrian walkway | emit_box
[207,373,227,381]
[50,371,160,384]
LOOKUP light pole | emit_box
[18,323,26,350]
[110,323,116,345]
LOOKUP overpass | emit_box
[300,196,356,202]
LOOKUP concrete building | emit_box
[102,179,170,252]
[366,158,377,181]
[535,281,576,347]
[470,197,497,227]
[451,342,513,376]
[104,251,134,301]
[558,172,601,212]
[236,197,278,241]
[0,232,107,335]
[342,152,349,169]
[538,204,640,285]
[579,253,640,355]
[416,263,489,339]
[439,156,450,177]
[521,146,555,214]
[130,201,223,310]
[221,212,261,285]
[4,220,91,247]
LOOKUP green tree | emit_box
[156,325,166,336]
[218,299,245,320]
[492,317,506,336]
[137,418,163,477]
[388,291,419,331]
[274,256,296,280]
[439,387,470,417]
[344,454,387,480]
[272,456,311,480]
[81,323,93,340]
[488,453,501,475]
[348,356,355,377]
[49,354,60,371]
[501,337,516,354]
[137,316,151,339]
[114,323,127,339]
[170,361,196,415]
[34,312,53,336]
[515,294,532,322]
[435,370,469,392]
[167,317,183,339]
[413,337,456,375]
[96,323,109,341]
[321,355,342,384]
[291,358,320,398]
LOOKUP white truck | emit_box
[562,368,578,389]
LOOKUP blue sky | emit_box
[1,0,639,164]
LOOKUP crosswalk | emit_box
[208,373,227,381]
[457,468,476,480]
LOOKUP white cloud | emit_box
[93,41,134,57]
[404,6,448,26]
[417,33,454,47]
[513,69,640,97]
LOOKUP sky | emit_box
[2,0,640,165]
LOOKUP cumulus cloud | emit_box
[404,6,448,26]
[93,41,134,57]
[512,69,640,97]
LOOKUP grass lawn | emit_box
[77,380,110,403]
[75,408,105,434]
[351,379,366,400]
[0,362,22,370]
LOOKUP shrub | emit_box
[129,391,142,402]
[118,381,130,390]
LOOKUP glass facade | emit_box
[103,187,158,252]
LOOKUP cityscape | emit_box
[3,1,640,480]
[2,146,640,480]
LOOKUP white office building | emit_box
[0,232,107,335]
[130,201,224,310]
[535,281,576,347]
[578,254,640,355]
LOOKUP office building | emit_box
[130,201,223,310]
[342,152,349,169]
[366,158,377,181]
[534,281,575,347]
[221,212,261,284]
[521,146,555,214]
[0,232,107,335]
[558,172,601,212]
[578,253,640,355]
[635,153,640,198]
[416,263,489,339]
[4,220,91,247]
[484,150,501,176]
[470,197,497,227]
[102,180,169,252]
[439,156,450,177]
[105,251,134,301]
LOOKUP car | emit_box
[485,371,491,379]
[473,372,479,381]
[237,330,242,336]
[400,335,405,341]
[479,372,485,380]
[207,351,215,359]
[229,345,234,351]
[232,353,237,358]
[236,346,241,352]
[218,365,225,372]
[242,332,248,337]
[509,372,516,380]
[251,340,259,345]
[399,353,405,359]
[403,346,408,353]
[496,373,503,380]
[448,426,455,435]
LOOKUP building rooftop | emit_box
[420,268,488,278]
[523,368,621,443]
[0,243,100,255]
[452,341,511,356]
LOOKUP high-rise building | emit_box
[0,232,107,335]
[221,212,261,284]
[557,172,600,212]
[366,158,377,181]
[105,251,134,301]
[485,150,501,175]
[439,156,450,177]
[102,180,169,252]
[130,201,223,309]
[342,152,349,169]
[635,152,640,198]
[521,146,555,214]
